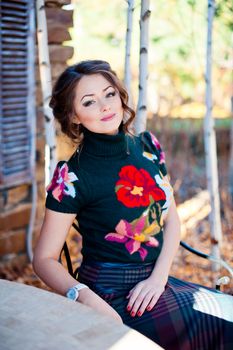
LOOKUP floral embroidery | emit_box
[149,132,165,164]
[115,165,166,208]
[105,207,161,261]
[142,151,158,162]
[105,136,171,260]
[154,174,173,216]
[47,163,78,202]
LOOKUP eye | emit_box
[106,91,116,98]
[83,100,95,107]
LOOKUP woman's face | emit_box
[73,73,124,135]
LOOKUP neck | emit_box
[81,124,128,158]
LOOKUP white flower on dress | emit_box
[142,151,158,162]
[154,174,173,216]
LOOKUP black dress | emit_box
[46,127,233,349]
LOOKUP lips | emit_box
[101,113,116,121]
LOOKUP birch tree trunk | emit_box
[36,0,57,185]
[134,0,151,135]
[204,0,222,270]
[228,97,233,205]
[124,0,135,108]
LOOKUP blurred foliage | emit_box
[65,0,232,120]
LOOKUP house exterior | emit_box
[0,0,74,269]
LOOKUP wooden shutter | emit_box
[0,0,36,189]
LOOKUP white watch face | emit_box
[66,288,79,300]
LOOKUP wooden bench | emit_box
[0,279,163,350]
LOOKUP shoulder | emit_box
[45,155,91,213]
[138,130,165,157]
[138,130,167,176]
[52,153,79,180]
[139,130,163,151]
[46,160,79,202]
[46,151,88,201]
[50,150,86,182]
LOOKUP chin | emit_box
[100,119,122,135]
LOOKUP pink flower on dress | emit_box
[47,163,78,202]
[105,214,159,261]
[149,132,165,164]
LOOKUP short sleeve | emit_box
[45,161,83,214]
[140,131,167,177]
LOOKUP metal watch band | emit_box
[73,283,89,292]
[66,283,89,302]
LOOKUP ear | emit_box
[72,114,81,125]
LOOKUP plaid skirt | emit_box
[78,261,233,350]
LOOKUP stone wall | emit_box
[0,0,74,269]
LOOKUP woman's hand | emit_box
[125,196,180,318]
[126,275,167,317]
[78,288,123,324]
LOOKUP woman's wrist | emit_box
[150,263,170,285]
[149,272,168,286]
[77,287,92,303]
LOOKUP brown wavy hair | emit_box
[49,60,135,144]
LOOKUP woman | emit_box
[33,60,233,349]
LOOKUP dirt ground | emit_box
[0,153,232,295]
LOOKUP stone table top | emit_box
[0,279,163,350]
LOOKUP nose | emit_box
[99,99,110,112]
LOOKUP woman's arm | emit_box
[33,208,123,323]
[150,195,181,283]
[126,188,181,317]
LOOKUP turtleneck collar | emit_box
[80,124,128,158]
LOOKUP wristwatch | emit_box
[66,283,89,301]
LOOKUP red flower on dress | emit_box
[115,165,166,208]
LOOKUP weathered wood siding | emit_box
[0,0,35,189]
[0,0,74,269]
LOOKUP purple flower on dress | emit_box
[105,214,159,261]
[46,163,78,202]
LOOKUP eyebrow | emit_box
[80,85,114,102]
